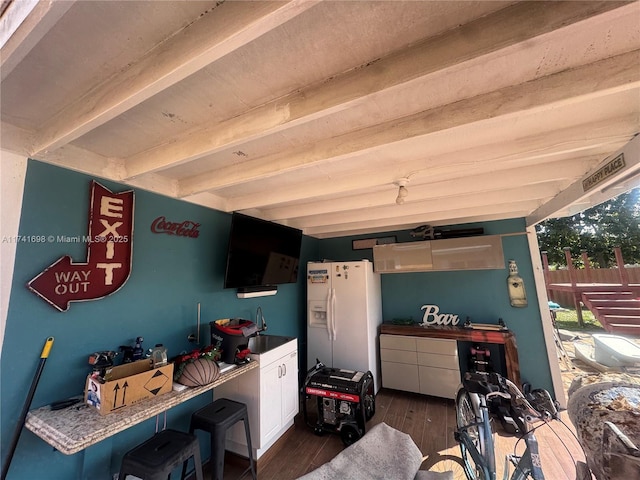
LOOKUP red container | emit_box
[210,319,257,363]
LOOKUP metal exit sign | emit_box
[27,181,134,311]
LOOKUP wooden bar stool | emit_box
[182,398,257,480]
[118,428,204,480]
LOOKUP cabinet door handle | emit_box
[278,365,282,378]
[282,363,286,376]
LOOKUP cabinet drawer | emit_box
[381,362,419,393]
[381,348,417,364]
[416,337,457,355]
[418,366,460,399]
[417,351,459,370]
[380,334,416,351]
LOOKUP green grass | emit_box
[553,308,605,332]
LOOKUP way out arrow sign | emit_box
[27,181,135,311]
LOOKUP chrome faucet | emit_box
[256,306,267,334]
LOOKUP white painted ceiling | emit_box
[2,0,639,238]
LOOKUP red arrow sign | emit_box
[27,181,134,311]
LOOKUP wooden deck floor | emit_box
[216,387,588,480]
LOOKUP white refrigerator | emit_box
[307,260,383,393]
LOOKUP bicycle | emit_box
[453,371,561,480]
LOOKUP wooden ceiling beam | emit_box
[221,112,636,211]
[181,51,639,199]
[308,211,533,239]
[125,0,630,179]
[29,0,318,156]
[0,121,33,156]
[291,183,560,229]
[527,134,640,225]
[0,0,74,81]
[31,143,122,179]
[303,199,538,237]
[262,158,600,221]
[178,192,227,212]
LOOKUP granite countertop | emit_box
[25,361,258,455]
[380,323,514,342]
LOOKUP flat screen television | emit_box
[223,212,303,290]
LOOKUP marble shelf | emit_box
[25,361,258,455]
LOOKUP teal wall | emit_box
[0,160,318,479]
[1,160,552,479]
[320,221,553,393]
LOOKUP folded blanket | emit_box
[297,422,450,480]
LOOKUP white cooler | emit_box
[593,334,640,368]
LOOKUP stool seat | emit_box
[184,398,256,480]
[118,429,203,480]
[192,398,249,431]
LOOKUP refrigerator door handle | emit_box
[330,288,337,341]
[325,290,332,340]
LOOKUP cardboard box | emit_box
[85,359,174,415]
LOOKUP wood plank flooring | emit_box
[214,388,588,480]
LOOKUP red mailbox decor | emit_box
[27,181,135,312]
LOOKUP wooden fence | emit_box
[545,267,640,307]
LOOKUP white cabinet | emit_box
[373,235,505,273]
[215,338,298,460]
[258,349,298,448]
[416,337,460,399]
[280,353,299,425]
[380,334,460,399]
[259,360,283,445]
[431,235,505,271]
[373,242,433,272]
[380,335,419,393]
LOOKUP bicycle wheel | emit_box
[426,455,467,480]
[456,388,489,480]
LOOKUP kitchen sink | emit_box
[248,334,295,354]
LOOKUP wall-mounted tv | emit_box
[223,212,303,290]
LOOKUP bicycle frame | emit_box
[457,391,546,480]
[458,391,496,480]
[504,431,544,480]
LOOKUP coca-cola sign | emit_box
[150,216,200,238]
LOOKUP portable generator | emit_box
[302,362,375,445]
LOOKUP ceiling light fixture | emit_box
[394,178,409,204]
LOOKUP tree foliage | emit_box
[536,187,640,267]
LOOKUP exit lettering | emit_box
[27,181,134,311]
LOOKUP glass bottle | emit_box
[507,260,527,307]
[132,336,144,360]
[151,344,168,368]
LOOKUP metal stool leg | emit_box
[180,425,195,480]
[191,444,204,480]
[179,444,204,480]
[187,399,256,480]
[210,427,227,480]
[243,416,257,480]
